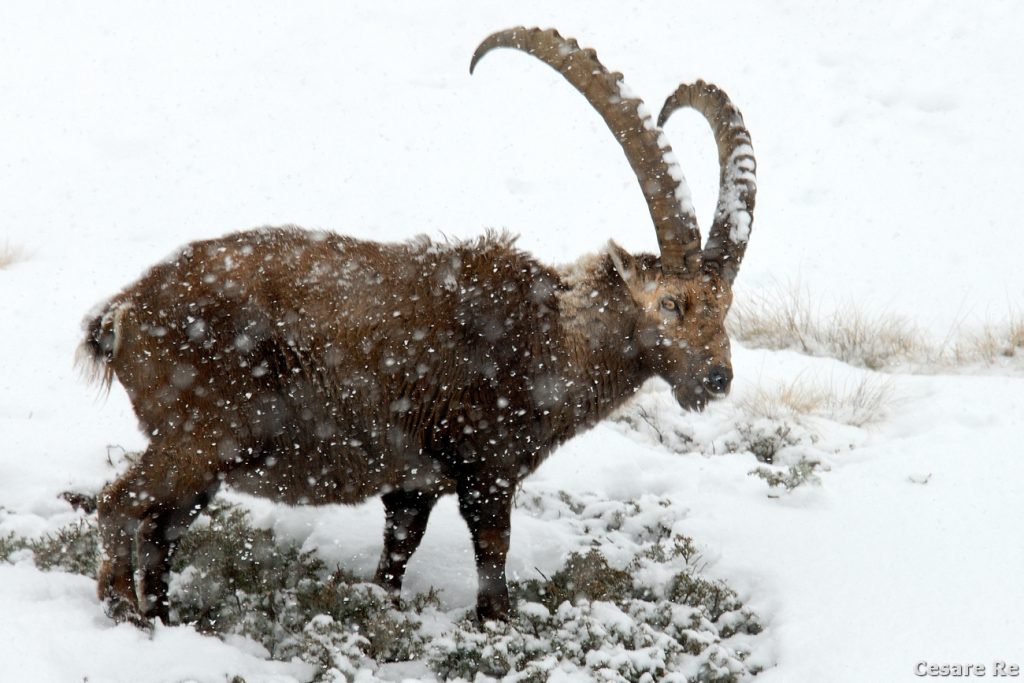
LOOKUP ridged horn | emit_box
[658,80,756,284]
[471,27,702,277]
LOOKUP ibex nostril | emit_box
[704,366,732,395]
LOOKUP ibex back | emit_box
[81,27,757,624]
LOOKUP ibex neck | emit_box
[554,251,649,427]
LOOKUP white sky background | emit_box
[1,2,1023,682]
[1,1,1021,334]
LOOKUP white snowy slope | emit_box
[1,1,1022,682]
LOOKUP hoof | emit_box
[372,570,403,607]
[475,599,513,624]
[103,594,153,630]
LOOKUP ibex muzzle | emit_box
[81,27,756,625]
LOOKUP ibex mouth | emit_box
[674,374,733,412]
[673,384,710,413]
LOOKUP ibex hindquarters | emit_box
[83,27,756,624]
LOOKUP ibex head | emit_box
[472,28,757,412]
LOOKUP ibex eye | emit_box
[660,297,678,312]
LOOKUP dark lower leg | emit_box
[373,488,439,595]
[135,492,212,622]
[457,480,513,622]
[135,516,173,622]
[96,483,139,618]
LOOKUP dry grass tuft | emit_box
[951,316,1024,364]
[738,375,895,427]
[728,285,925,370]
[730,284,1024,371]
[737,380,831,419]
[0,242,26,269]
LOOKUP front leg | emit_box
[373,488,439,597]
[456,475,514,622]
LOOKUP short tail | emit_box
[77,300,132,392]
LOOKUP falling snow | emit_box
[1,3,1024,683]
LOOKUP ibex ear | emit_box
[607,240,638,286]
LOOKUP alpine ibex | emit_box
[80,27,756,624]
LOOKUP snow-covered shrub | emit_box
[724,420,810,464]
[0,493,766,682]
[428,536,762,682]
[515,549,634,609]
[281,614,374,683]
[170,503,426,669]
[611,375,879,471]
[426,490,766,682]
[0,517,98,577]
[612,403,697,451]
[0,506,423,680]
[748,458,822,493]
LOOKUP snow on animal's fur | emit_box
[80,26,758,626]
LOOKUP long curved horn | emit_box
[658,80,756,284]
[471,27,702,277]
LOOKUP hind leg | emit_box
[95,485,139,622]
[373,488,440,597]
[97,439,223,623]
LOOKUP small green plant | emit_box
[666,573,742,624]
[515,549,634,610]
[726,421,808,464]
[749,458,822,492]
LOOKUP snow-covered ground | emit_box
[1,1,1022,681]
